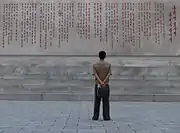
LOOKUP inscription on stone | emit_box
[0,0,179,55]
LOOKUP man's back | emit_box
[93,60,111,85]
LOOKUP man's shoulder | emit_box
[104,61,111,65]
[93,61,111,67]
[93,62,98,66]
[103,61,111,67]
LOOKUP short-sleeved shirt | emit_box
[93,60,112,85]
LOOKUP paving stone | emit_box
[2,127,22,133]
[117,124,134,133]
[49,128,62,133]
[78,122,91,129]
[147,127,164,133]
[78,129,92,133]
[91,129,106,133]
[61,129,77,133]
[0,102,179,133]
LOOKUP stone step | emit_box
[0,77,180,94]
[0,86,180,95]
[3,75,180,81]
[0,57,180,78]
[0,93,180,102]
[1,80,180,88]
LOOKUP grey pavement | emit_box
[0,101,180,133]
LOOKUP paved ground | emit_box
[0,102,180,133]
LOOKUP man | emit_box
[92,51,112,121]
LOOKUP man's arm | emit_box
[93,64,104,85]
[102,64,112,84]
[94,73,104,85]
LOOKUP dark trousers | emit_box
[93,84,110,119]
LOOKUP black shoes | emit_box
[92,117,98,120]
[104,118,111,121]
[92,116,111,121]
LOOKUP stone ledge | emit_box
[0,93,179,102]
[3,76,180,81]
[0,93,42,101]
[110,94,154,102]
[43,94,93,101]
[154,94,180,102]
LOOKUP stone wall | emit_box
[0,56,180,95]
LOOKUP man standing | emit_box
[92,51,112,121]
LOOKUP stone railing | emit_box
[0,56,179,95]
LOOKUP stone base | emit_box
[0,93,180,102]
[0,56,180,101]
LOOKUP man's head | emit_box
[99,51,106,60]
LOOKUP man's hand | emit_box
[100,81,104,86]
[100,82,106,87]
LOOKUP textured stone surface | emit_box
[0,101,180,133]
[1,93,180,102]
[0,56,179,95]
[110,94,154,102]
[0,93,42,101]
[154,94,180,102]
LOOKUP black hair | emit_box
[99,51,106,60]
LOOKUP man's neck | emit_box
[100,59,104,62]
